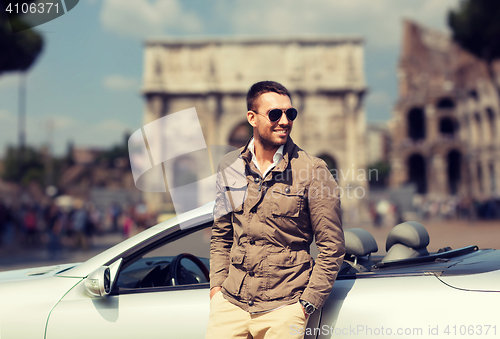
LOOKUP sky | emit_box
[0,0,461,156]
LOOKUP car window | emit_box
[116,225,211,290]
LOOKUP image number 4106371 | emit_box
[5,0,80,33]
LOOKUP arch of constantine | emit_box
[141,36,369,220]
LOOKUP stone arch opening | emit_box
[447,150,461,195]
[487,108,496,142]
[489,162,496,194]
[468,89,479,101]
[477,162,484,193]
[408,153,427,194]
[408,108,426,141]
[228,122,252,148]
[318,154,338,180]
[439,117,458,137]
[474,112,482,145]
[437,97,455,109]
[464,115,471,139]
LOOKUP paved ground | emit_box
[1,219,499,272]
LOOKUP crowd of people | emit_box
[0,199,157,258]
[412,195,500,220]
[369,195,500,227]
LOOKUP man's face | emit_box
[247,92,294,148]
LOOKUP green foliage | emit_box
[0,0,44,74]
[448,0,500,99]
[448,0,500,62]
[367,161,391,189]
[2,145,45,185]
[96,132,131,167]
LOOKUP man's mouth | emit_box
[274,129,288,136]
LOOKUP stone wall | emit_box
[390,20,500,201]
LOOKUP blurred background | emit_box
[1,0,500,271]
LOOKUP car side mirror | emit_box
[85,266,111,298]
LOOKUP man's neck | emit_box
[252,137,280,173]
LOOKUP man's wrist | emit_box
[299,299,316,315]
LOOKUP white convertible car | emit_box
[1,202,499,339]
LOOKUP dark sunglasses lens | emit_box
[268,109,283,122]
[286,108,298,121]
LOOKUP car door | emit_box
[46,225,213,339]
[45,282,210,339]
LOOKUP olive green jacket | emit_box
[210,137,345,313]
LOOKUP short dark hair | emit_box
[246,81,292,111]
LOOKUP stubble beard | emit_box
[259,132,287,151]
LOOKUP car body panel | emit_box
[318,275,498,339]
[0,264,77,282]
[1,201,499,339]
[437,269,500,292]
[0,276,82,338]
[46,280,210,339]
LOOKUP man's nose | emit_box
[277,111,290,125]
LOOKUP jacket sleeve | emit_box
[301,159,345,309]
[209,169,234,289]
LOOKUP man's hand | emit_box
[300,304,309,319]
[210,286,222,299]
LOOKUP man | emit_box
[206,81,345,339]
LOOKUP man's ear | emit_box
[247,110,257,127]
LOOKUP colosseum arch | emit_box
[408,108,426,141]
[474,112,483,145]
[408,153,427,194]
[486,108,496,143]
[447,150,461,195]
[439,117,459,138]
[436,97,455,109]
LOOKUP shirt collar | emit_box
[248,138,284,164]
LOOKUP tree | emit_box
[0,0,44,75]
[448,0,500,100]
[367,160,391,189]
[2,145,45,185]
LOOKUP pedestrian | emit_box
[23,205,38,246]
[206,81,345,339]
[72,199,88,250]
[45,203,62,259]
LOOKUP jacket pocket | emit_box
[224,180,247,214]
[270,186,304,218]
[222,248,246,297]
[264,250,312,300]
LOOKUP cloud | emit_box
[224,0,459,49]
[102,74,138,92]
[0,74,19,92]
[94,119,133,132]
[367,91,392,107]
[375,69,391,80]
[100,0,203,38]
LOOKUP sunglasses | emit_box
[252,108,298,122]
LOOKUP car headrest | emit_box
[386,221,429,251]
[345,228,378,257]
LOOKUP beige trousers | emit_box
[205,291,309,339]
